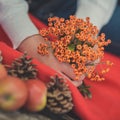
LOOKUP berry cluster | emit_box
[38,15,113,81]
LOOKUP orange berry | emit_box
[101,70,106,74]
[87,73,92,78]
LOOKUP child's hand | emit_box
[17,34,85,86]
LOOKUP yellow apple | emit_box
[0,76,28,111]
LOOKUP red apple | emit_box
[0,75,28,111]
[0,64,7,80]
[25,79,47,112]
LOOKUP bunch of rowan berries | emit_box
[38,15,113,81]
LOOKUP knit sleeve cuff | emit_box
[0,0,39,49]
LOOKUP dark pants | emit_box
[100,4,120,56]
[28,0,77,24]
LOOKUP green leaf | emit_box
[78,82,92,99]
[68,44,75,51]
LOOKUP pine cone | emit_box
[47,75,73,114]
[8,52,37,80]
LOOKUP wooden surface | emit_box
[0,108,80,120]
